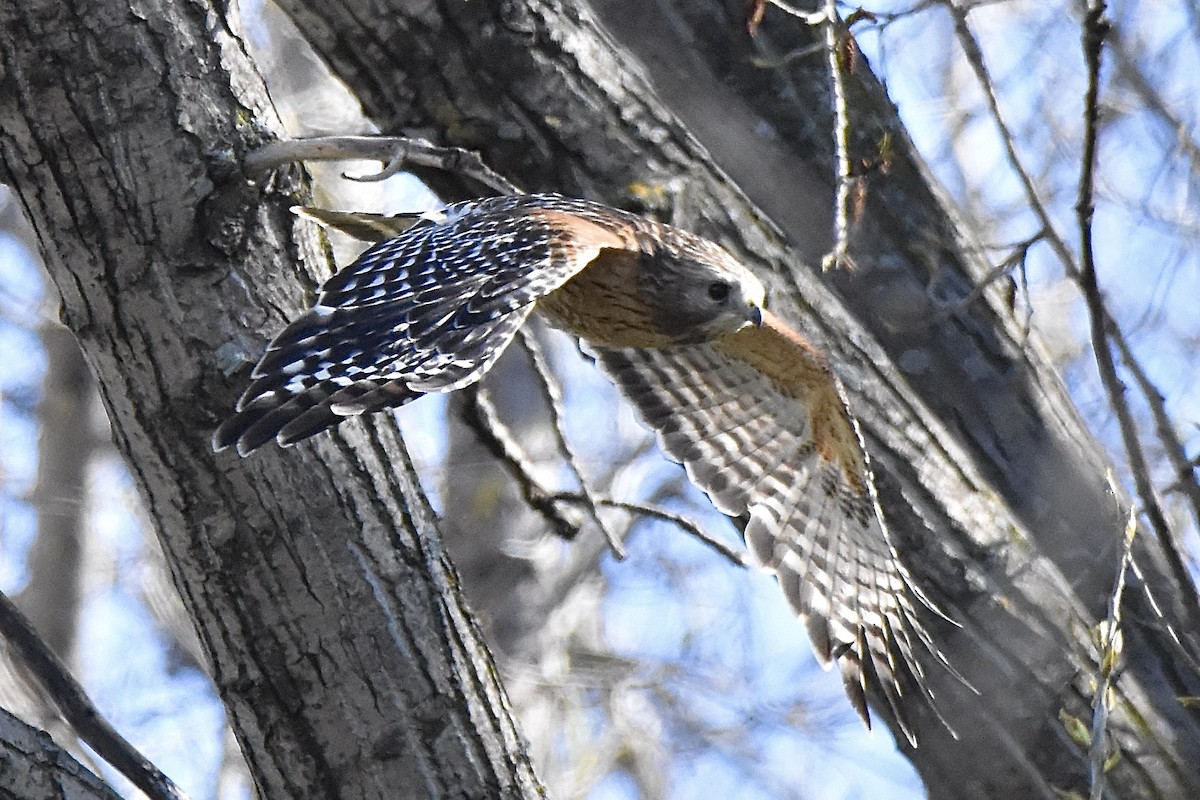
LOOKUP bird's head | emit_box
[648,237,766,344]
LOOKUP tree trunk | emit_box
[0,1,541,798]
[4,0,1198,797]
[0,708,122,800]
[268,0,1200,796]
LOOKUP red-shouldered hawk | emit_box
[213,193,943,744]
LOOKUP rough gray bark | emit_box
[0,708,121,800]
[0,1,541,798]
[268,0,1200,797]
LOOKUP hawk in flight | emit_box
[214,193,942,743]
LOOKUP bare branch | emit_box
[822,0,856,271]
[1108,325,1200,536]
[1126,549,1200,674]
[559,494,749,569]
[943,0,1080,274]
[763,0,824,24]
[0,590,190,800]
[1071,1,1200,641]
[459,384,585,541]
[1074,0,1178,559]
[1089,500,1135,800]
[914,230,1044,327]
[763,0,857,270]
[456,381,744,569]
[244,135,522,195]
[517,328,627,560]
[748,42,824,69]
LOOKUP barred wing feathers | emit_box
[590,309,935,743]
[214,196,632,454]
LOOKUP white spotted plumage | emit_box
[214,193,949,743]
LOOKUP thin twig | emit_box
[762,1,855,269]
[858,0,943,26]
[458,384,585,540]
[1108,328,1200,534]
[1125,551,1200,674]
[943,0,1079,275]
[458,383,743,567]
[553,494,749,568]
[1075,1,1186,587]
[749,42,825,69]
[764,0,825,23]
[517,327,627,560]
[912,230,1044,327]
[244,136,521,195]
[943,0,1200,552]
[822,0,855,271]
[0,590,190,800]
[1088,497,1135,800]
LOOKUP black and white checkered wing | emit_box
[214,196,625,454]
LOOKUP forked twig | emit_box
[459,381,746,567]
[573,495,749,568]
[245,135,521,195]
[517,327,627,560]
[459,384,584,541]
[944,0,1078,273]
[1073,3,1200,630]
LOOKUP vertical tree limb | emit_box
[0,1,544,797]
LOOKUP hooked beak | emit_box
[748,302,764,327]
[735,274,766,330]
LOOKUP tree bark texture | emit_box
[269,0,1200,797]
[0,708,121,800]
[0,1,541,798]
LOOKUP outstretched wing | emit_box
[590,309,937,744]
[214,198,631,454]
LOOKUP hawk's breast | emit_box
[537,248,678,349]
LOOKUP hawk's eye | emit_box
[707,281,731,303]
